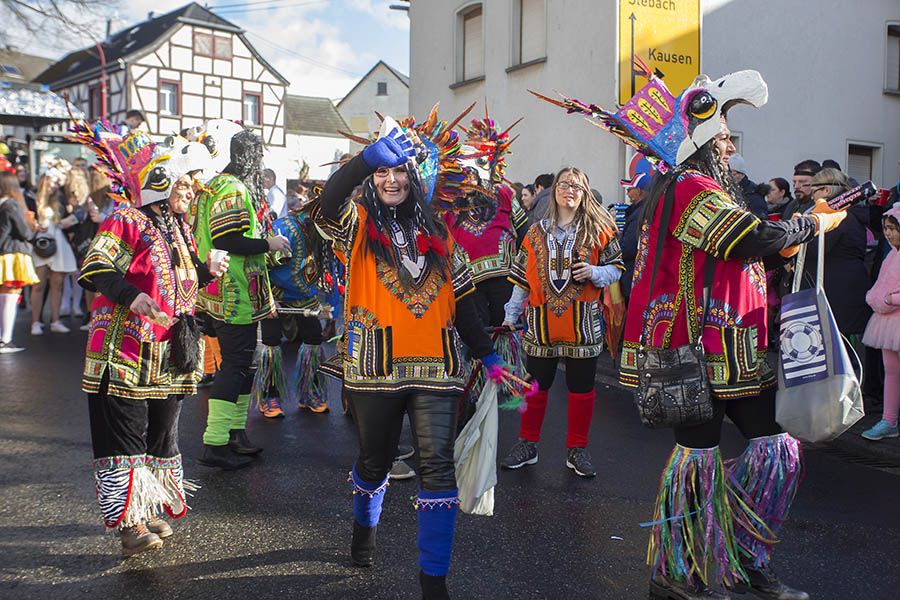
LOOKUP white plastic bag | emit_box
[454,378,498,516]
[776,226,864,442]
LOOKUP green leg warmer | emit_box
[231,393,252,430]
[203,398,236,446]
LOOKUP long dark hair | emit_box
[357,161,450,289]
[641,139,743,227]
[223,130,266,217]
[769,177,792,201]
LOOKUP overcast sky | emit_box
[2,0,410,101]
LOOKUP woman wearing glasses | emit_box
[798,168,872,336]
[500,167,623,477]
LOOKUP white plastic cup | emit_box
[208,249,229,273]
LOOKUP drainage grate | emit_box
[806,443,900,473]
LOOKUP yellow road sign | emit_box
[618,0,701,106]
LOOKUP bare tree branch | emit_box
[2,0,119,44]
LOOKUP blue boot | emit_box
[416,488,459,597]
[349,466,388,567]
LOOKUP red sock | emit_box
[566,390,595,448]
[519,389,549,442]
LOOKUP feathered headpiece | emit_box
[458,105,521,190]
[339,102,482,213]
[530,58,768,171]
[68,117,211,208]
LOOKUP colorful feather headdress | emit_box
[338,102,486,214]
[530,57,767,171]
[68,111,212,208]
[458,104,522,190]
[67,117,142,203]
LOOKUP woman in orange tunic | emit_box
[501,167,623,477]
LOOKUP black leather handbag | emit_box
[32,235,57,258]
[632,183,715,429]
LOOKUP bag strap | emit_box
[642,181,715,347]
[791,216,825,294]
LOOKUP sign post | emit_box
[617,0,701,106]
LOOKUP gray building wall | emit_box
[410,0,900,205]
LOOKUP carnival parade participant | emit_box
[193,129,291,469]
[500,167,624,478]
[534,61,846,599]
[444,111,526,328]
[254,195,338,417]
[0,171,40,352]
[72,124,225,556]
[318,108,505,599]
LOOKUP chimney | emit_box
[147,11,155,20]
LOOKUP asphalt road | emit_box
[2,321,899,599]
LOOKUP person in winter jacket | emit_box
[794,168,872,335]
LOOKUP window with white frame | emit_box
[848,144,878,184]
[513,0,546,66]
[159,81,180,115]
[457,4,484,83]
[886,23,900,93]
[243,92,261,126]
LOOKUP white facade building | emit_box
[337,60,410,153]
[409,0,900,204]
[35,3,288,148]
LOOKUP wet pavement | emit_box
[2,316,900,599]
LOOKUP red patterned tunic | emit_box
[443,186,525,284]
[618,170,771,399]
[79,207,202,400]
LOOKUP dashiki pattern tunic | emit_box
[318,199,476,394]
[444,185,526,284]
[80,207,202,399]
[509,219,623,359]
[268,212,322,310]
[618,170,770,399]
[193,173,275,324]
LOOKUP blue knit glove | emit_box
[361,127,415,169]
[480,352,503,371]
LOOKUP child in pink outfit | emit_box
[861,203,900,440]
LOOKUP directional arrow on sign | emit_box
[629,13,637,97]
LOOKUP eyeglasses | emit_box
[557,182,585,193]
[810,182,840,188]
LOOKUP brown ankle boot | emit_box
[146,516,173,538]
[120,523,163,557]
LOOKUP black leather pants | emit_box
[347,390,458,492]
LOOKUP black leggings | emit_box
[673,387,783,448]
[209,320,257,403]
[473,276,514,328]
[260,314,323,347]
[527,355,597,394]
[88,369,182,460]
[348,390,457,491]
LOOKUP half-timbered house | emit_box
[34,2,288,149]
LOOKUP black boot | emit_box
[649,574,728,599]
[228,429,262,455]
[198,444,253,470]
[419,570,449,600]
[732,564,809,600]
[350,521,376,567]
